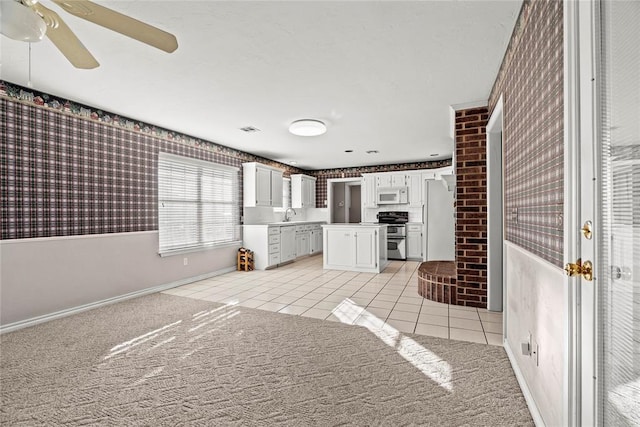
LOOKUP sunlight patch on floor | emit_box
[105,320,182,360]
[332,298,453,392]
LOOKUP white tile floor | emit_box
[162,255,504,346]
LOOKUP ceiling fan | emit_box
[0,0,178,69]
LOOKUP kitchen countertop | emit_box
[243,221,326,227]
[322,223,387,227]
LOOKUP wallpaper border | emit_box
[0,80,303,176]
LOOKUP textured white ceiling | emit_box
[0,0,522,170]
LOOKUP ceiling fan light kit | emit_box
[0,0,46,42]
[289,119,327,137]
[0,0,178,69]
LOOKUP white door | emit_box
[572,1,640,424]
[593,1,639,425]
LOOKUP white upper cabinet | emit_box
[291,174,316,208]
[361,174,378,208]
[376,174,392,188]
[376,172,406,188]
[408,172,423,207]
[392,173,407,187]
[243,162,284,207]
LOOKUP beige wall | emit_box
[0,232,238,326]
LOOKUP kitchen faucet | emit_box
[284,208,296,222]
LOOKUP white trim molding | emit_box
[486,95,505,314]
[0,266,236,334]
[563,1,580,424]
[505,341,547,427]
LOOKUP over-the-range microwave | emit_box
[377,187,408,204]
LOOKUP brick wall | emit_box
[455,107,489,307]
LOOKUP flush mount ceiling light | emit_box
[289,119,326,136]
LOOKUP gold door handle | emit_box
[564,259,582,277]
[564,258,593,281]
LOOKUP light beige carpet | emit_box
[0,293,532,426]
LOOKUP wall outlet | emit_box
[521,332,532,356]
[183,257,188,266]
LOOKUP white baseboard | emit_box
[0,266,236,334]
[505,341,546,427]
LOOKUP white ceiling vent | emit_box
[239,126,261,133]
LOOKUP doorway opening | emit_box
[487,96,504,312]
[327,178,362,224]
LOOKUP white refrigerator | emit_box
[424,180,455,260]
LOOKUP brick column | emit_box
[454,107,489,308]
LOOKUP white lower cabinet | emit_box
[242,225,281,270]
[354,228,377,269]
[310,225,323,254]
[406,223,424,260]
[322,225,388,273]
[324,228,354,267]
[243,222,323,270]
[295,227,311,258]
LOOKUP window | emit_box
[274,177,291,212]
[158,152,240,255]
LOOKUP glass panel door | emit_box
[599,1,640,424]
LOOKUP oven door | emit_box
[387,237,406,260]
[386,225,406,237]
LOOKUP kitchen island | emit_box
[322,224,388,273]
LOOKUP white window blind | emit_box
[158,152,240,255]
[282,178,291,210]
[274,177,291,212]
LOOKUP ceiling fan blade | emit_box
[33,3,99,69]
[50,0,178,53]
